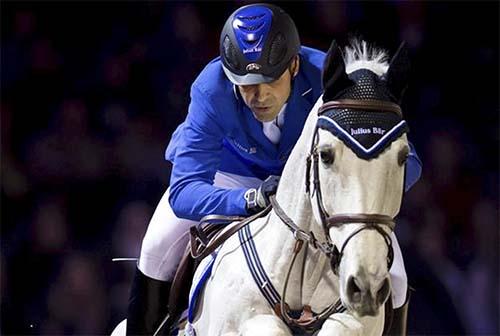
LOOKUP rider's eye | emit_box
[398,146,410,166]
[319,148,335,165]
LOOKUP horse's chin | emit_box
[340,292,383,318]
[347,299,382,318]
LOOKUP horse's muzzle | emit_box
[345,275,391,316]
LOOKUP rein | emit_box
[270,195,343,332]
[190,206,272,261]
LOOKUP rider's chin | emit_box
[253,109,276,122]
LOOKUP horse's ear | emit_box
[322,40,353,101]
[386,42,411,104]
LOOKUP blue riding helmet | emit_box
[220,3,300,85]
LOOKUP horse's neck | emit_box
[272,96,324,237]
[262,141,312,263]
[257,99,332,306]
[268,98,321,241]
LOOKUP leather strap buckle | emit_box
[293,229,311,242]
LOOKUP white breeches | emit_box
[138,172,262,281]
[138,172,408,308]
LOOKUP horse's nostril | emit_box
[346,276,362,303]
[376,277,391,305]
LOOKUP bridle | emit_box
[270,98,404,332]
[307,98,402,274]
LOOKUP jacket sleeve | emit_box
[168,84,249,221]
[404,141,422,192]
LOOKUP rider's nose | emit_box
[254,84,270,101]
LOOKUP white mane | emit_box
[344,39,389,76]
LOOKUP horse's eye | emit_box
[320,148,335,165]
[398,146,410,166]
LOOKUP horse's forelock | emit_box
[344,39,389,77]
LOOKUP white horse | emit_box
[187,40,411,336]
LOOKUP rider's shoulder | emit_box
[299,45,326,71]
[191,57,233,102]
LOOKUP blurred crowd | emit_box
[1,2,498,335]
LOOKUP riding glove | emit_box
[244,175,280,214]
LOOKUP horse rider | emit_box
[126,3,422,335]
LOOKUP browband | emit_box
[318,99,402,117]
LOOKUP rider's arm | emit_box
[404,141,422,191]
[168,84,248,221]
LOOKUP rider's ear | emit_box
[322,40,353,101]
[385,42,411,104]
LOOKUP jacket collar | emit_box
[236,74,314,158]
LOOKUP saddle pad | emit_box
[187,251,217,323]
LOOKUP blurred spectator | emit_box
[111,201,151,259]
[30,38,61,74]
[113,115,167,184]
[462,199,499,334]
[1,103,30,200]
[25,98,109,186]
[44,253,107,334]
[108,201,153,321]
[30,195,70,255]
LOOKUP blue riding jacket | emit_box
[165,46,422,221]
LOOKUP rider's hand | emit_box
[244,175,280,214]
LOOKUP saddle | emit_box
[167,208,272,327]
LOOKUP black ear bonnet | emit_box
[317,69,409,160]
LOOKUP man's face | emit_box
[238,57,299,122]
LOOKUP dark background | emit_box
[1,1,498,335]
